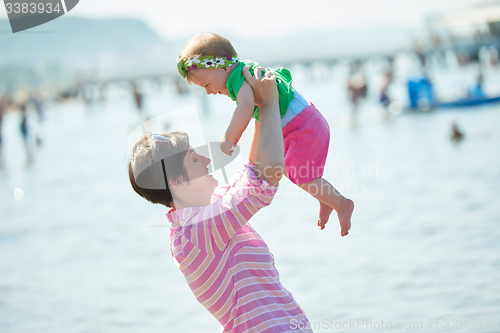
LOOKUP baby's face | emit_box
[188,68,230,96]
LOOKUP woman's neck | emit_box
[173,192,212,210]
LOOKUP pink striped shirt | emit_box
[167,161,312,332]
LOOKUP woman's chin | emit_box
[210,175,219,187]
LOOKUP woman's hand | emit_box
[241,65,278,108]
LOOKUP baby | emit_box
[177,33,353,236]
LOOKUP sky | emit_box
[1,0,474,39]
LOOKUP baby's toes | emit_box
[319,217,329,230]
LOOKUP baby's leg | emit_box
[298,178,354,236]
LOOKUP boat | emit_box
[406,76,500,111]
[438,95,500,108]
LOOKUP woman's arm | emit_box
[180,69,283,255]
[242,66,284,185]
[180,161,278,256]
[247,119,260,164]
[220,81,255,155]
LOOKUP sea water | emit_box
[0,65,499,332]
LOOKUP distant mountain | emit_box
[0,17,161,63]
[0,17,174,86]
[0,17,412,87]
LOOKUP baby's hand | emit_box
[220,134,236,156]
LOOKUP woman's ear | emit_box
[169,178,187,192]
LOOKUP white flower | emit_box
[231,57,239,63]
[214,57,225,68]
[201,58,216,68]
[186,57,200,67]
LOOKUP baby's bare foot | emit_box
[337,198,354,237]
[318,202,333,230]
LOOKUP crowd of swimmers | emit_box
[0,90,45,166]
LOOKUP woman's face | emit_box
[180,146,218,193]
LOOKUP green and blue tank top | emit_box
[226,60,295,122]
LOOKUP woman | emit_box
[128,66,313,332]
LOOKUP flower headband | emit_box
[177,55,239,78]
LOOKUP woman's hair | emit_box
[128,132,190,208]
[178,33,238,83]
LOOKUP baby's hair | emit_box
[179,33,238,83]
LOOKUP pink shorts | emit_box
[282,102,330,185]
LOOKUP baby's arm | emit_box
[220,80,255,155]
